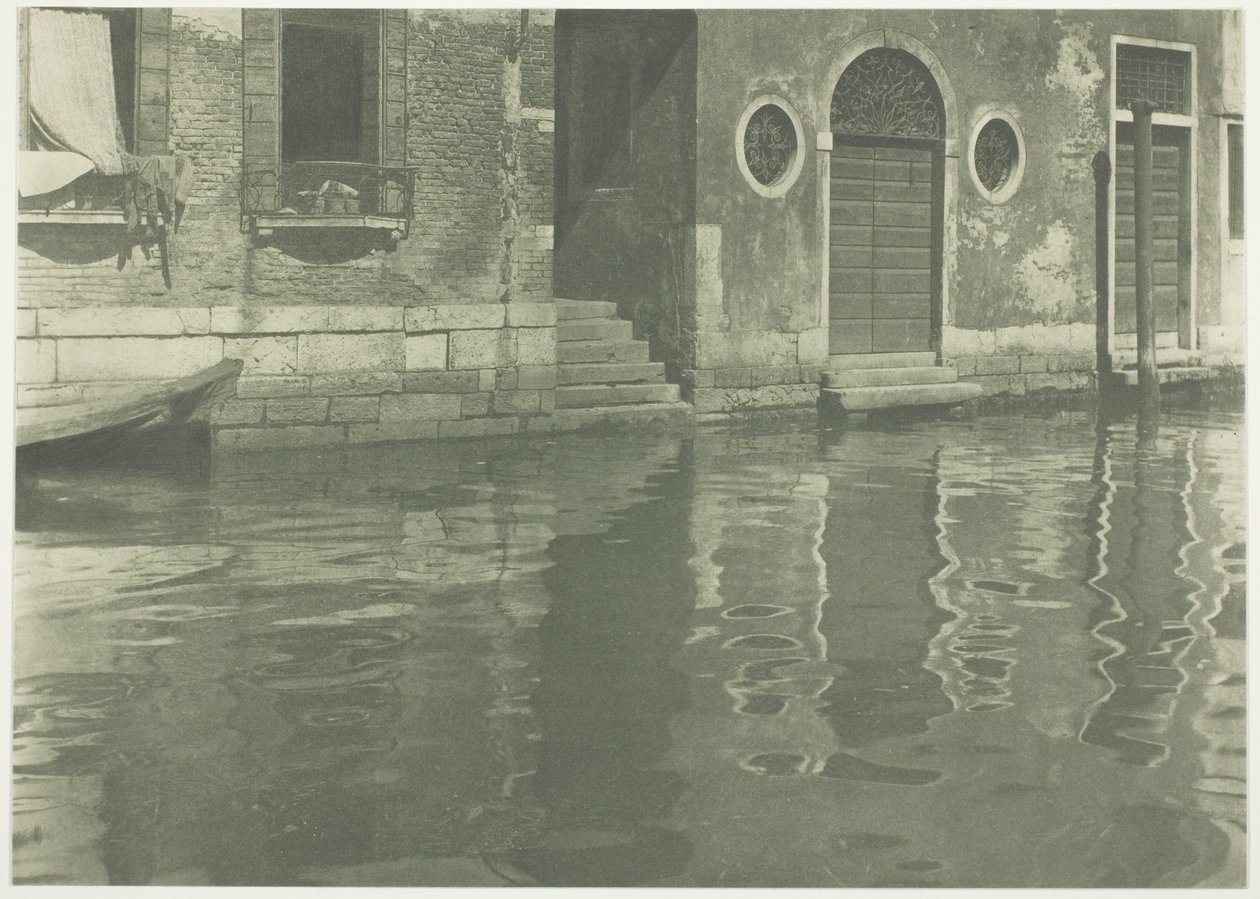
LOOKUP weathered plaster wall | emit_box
[690,8,1234,375]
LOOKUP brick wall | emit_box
[17,9,555,309]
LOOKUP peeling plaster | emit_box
[968,25,985,57]
[1044,20,1104,101]
[1043,18,1105,164]
[959,203,1013,252]
[943,322,1095,356]
[1015,220,1083,320]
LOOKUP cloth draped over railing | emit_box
[27,8,126,175]
[21,8,194,288]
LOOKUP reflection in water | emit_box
[1081,421,1201,766]
[505,450,695,886]
[10,413,1246,887]
[816,439,953,767]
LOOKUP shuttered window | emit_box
[1228,123,1243,240]
[134,8,170,156]
[241,10,405,210]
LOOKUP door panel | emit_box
[829,141,937,354]
[1113,124,1191,339]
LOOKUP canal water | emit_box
[12,409,1246,887]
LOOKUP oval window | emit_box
[969,113,1025,202]
[737,97,804,197]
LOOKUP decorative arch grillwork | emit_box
[831,48,945,139]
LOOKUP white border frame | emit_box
[966,108,1026,204]
[735,94,806,199]
[1107,33,1198,355]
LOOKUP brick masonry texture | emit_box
[18,10,553,310]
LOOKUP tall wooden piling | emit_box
[1092,151,1111,380]
[1130,99,1160,420]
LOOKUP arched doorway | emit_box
[828,48,945,356]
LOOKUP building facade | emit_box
[557,8,1245,411]
[14,8,1246,446]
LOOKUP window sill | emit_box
[246,213,409,238]
[18,209,163,226]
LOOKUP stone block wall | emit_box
[942,322,1098,396]
[16,303,559,448]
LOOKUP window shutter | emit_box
[381,10,407,167]
[135,8,171,156]
[242,8,281,211]
[18,9,30,150]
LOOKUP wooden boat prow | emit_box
[16,358,244,449]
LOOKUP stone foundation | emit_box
[16,302,564,449]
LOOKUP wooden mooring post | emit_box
[1131,99,1160,421]
[1092,151,1111,380]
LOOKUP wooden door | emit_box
[1113,123,1192,346]
[830,139,939,354]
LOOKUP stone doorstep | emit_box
[557,361,665,386]
[557,340,651,364]
[550,401,693,432]
[821,366,959,389]
[1110,348,1202,368]
[555,383,682,408]
[828,352,937,371]
[821,381,983,413]
[1108,367,1213,387]
[556,318,635,342]
[554,299,620,321]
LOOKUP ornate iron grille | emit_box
[743,105,797,186]
[831,48,944,139]
[1116,44,1190,114]
[240,161,417,221]
[974,119,1018,193]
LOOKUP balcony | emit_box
[240,161,418,239]
[17,171,150,225]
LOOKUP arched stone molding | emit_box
[815,29,959,355]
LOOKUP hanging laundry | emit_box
[27,9,125,174]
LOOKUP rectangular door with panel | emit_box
[1113,122,1193,348]
[830,139,939,354]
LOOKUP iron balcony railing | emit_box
[240,161,417,228]
[18,171,129,214]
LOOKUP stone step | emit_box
[828,352,937,370]
[557,318,635,342]
[821,366,957,389]
[1108,367,1213,387]
[555,299,620,321]
[1111,348,1202,369]
[552,401,693,432]
[820,381,982,413]
[1112,331,1180,351]
[558,361,665,386]
[556,383,682,408]
[557,339,651,364]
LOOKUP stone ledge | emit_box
[688,383,819,414]
[546,401,693,433]
[39,306,211,337]
[213,424,348,451]
[405,304,505,333]
[210,306,403,335]
[821,381,982,413]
